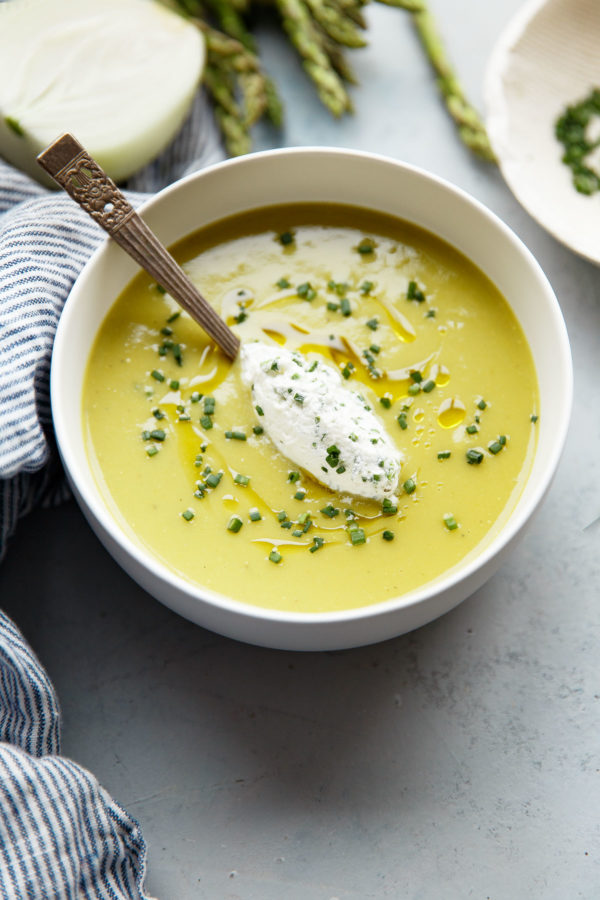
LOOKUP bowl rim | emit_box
[51,145,573,628]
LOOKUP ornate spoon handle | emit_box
[37,133,240,360]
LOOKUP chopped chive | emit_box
[466,424,478,435]
[349,527,366,545]
[309,536,325,553]
[149,429,166,441]
[249,508,262,522]
[327,301,339,312]
[227,515,243,533]
[181,508,194,521]
[369,344,380,354]
[288,471,301,482]
[205,472,222,488]
[410,371,423,383]
[152,408,165,420]
[296,282,316,301]
[348,432,358,442]
[443,514,458,531]
[141,430,151,441]
[190,392,202,403]
[161,326,173,336]
[531,414,538,423]
[172,344,183,366]
[269,549,282,563]
[277,510,287,522]
[340,297,351,316]
[151,369,165,382]
[278,231,294,246]
[477,399,487,410]
[366,317,379,331]
[341,362,354,379]
[298,512,311,525]
[382,498,398,514]
[403,478,416,494]
[425,309,436,318]
[360,280,374,294]
[200,415,213,430]
[499,435,507,445]
[253,425,264,435]
[203,397,215,415]
[422,380,435,393]
[276,277,291,289]
[166,311,180,323]
[169,380,179,390]
[293,393,304,404]
[281,521,292,529]
[488,441,503,455]
[379,396,392,409]
[407,280,426,302]
[466,448,484,465]
[320,504,340,518]
[234,473,250,486]
[308,361,318,372]
[397,413,408,430]
[357,238,375,254]
[155,284,167,295]
[293,529,303,538]
[146,445,159,457]
[437,450,451,459]
[294,489,306,500]
[407,383,421,396]
[382,530,395,541]
[225,430,247,440]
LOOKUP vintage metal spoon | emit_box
[37,133,240,360]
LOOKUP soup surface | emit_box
[83,204,538,613]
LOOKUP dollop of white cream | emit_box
[240,341,403,501]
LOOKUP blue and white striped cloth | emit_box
[0,91,224,898]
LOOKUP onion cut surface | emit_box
[0,0,205,183]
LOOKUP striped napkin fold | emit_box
[0,92,224,898]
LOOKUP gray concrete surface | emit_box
[1,1,599,897]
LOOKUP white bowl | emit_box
[51,148,572,651]
[485,0,600,265]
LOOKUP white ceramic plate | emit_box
[485,0,600,265]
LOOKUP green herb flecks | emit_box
[296,282,316,301]
[227,515,243,533]
[466,448,484,465]
[356,238,376,255]
[443,513,458,531]
[407,280,426,302]
[555,88,600,195]
[225,430,247,440]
